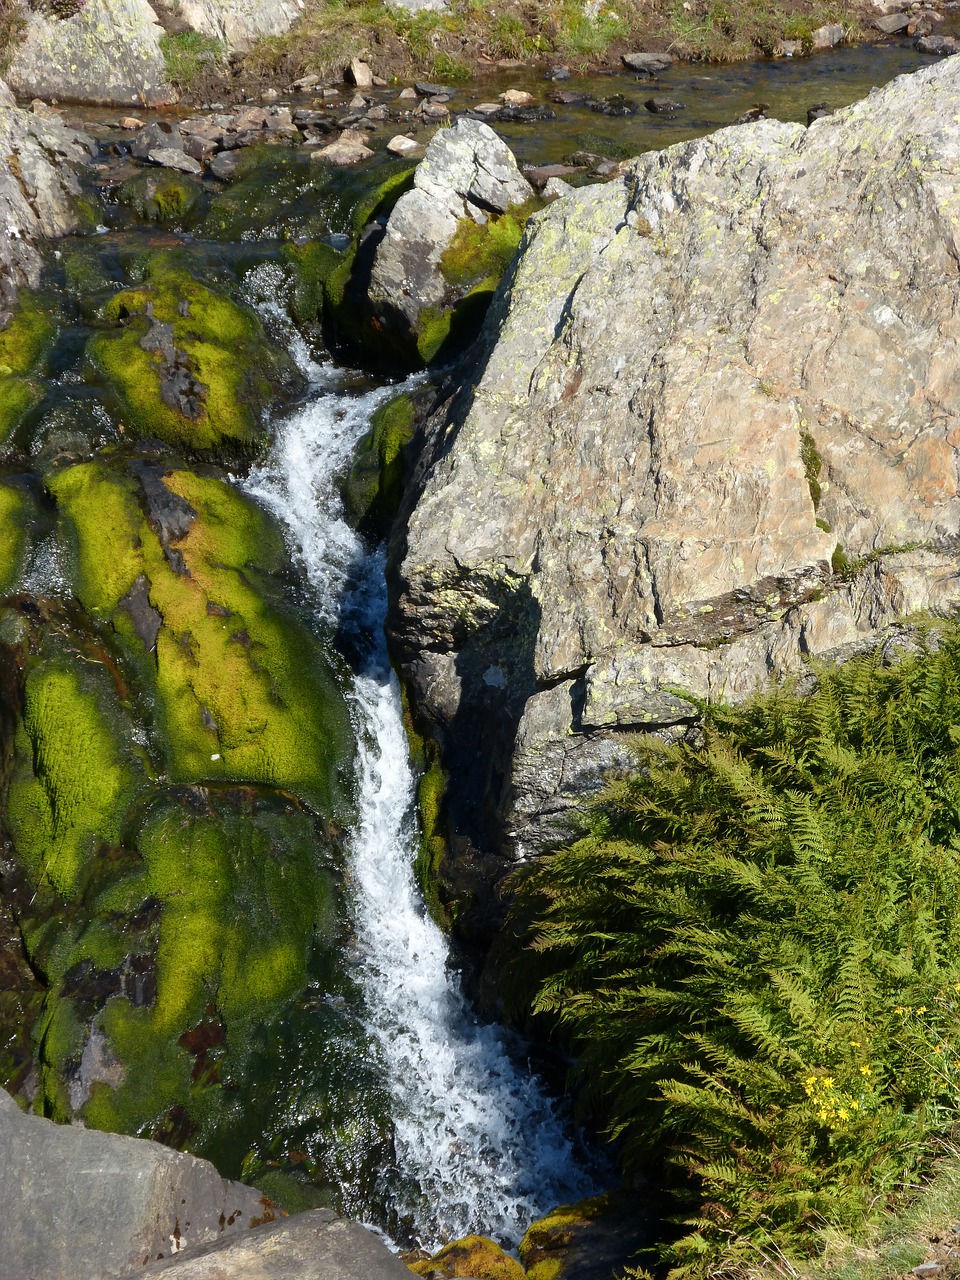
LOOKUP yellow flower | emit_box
[838,1108,849,1121]
[822,1076,835,1088]
[860,1065,872,1075]
[917,1006,928,1015]
[849,1039,861,1048]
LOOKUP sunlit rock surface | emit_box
[392,56,960,861]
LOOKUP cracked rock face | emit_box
[0,85,93,317]
[391,57,960,869]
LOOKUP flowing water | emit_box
[242,279,595,1249]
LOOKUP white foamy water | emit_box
[243,279,593,1249]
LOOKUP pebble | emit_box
[472,102,502,116]
[500,88,535,106]
[119,115,145,130]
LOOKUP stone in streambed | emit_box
[148,147,204,175]
[519,1194,651,1280]
[387,134,425,158]
[645,95,684,112]
[311,139,374,164]
[622,50,674,72]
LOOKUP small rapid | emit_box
[242,272,594,1250]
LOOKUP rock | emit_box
[357,117,534,357]
[421,99,450,120]
[781,38,805,54]
[500,88,535,105]
[546,64,571,79]
[5,0,174,107]
[734,102,769,123]
[119,114,145,128]
[644,95,684,112]
[133,1211,417,1277]
[416,80,456,96]
[811,20,845,45]
[311,139,374,164]
[390,56,960,884]
[0,86,92,315]
[347,57,374,88]
[175,0,301,50]
[518,1194,651,1280]
[591,93,638,116]
[542,175,574,198]
[0,1089,409,1280]
[622,50,674,73]
[386,133,424,157]
[397,86,419,100]
[349,92,368,109]
[291,72,321,89]
[131,120,184,158]
[148,147,204,174]
[524,162,580,188]
[875,10,912,30]
[408,1234,526,1278]
[917,32,960,53]
[807,101,833,123]
[472,102,502,116]
[549,89,586,104]
[0,1086,267,1280]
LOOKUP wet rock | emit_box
[148,147,204,175]
[546,64,571,79]
[311,139,374,164]
[397,86,419,100]
[408,1234,526,1278]
[416,81,456,96]
[131,120,184,159]
[807,100,833,123]
[735,102,769,123]
[591,94,638,116]
[875,10,912,30]
[518,1194,651,1280]
[119,115,145,129]
[524,162,581,188]
[622,50,674,73]
[471,102,502,116]
[644,95,684,112]
[347,58,374,88]
[6,0,174,107]
[391,56,960,877]
[421,100,451,120]
[542,175,574,198]
[548,88,587,104]
[291,72,321,90]
[917,31,960,52]
[498,104,557,122]
[175,0,301,51]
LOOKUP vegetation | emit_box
[239,0,865,86]
[512,626,960,1277]
[159,30,226,93]
[0,292,57,443]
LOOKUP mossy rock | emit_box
[519,1193,651,1280]
[0,292,57,443]
[0,480,32,595]
[86,257,298,460]
[340,392,416,540]
[281,240,343,327]
[116,171,206,226]
[409,1235,526,1278]
[49,455,352,814]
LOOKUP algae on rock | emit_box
[86,258,298,460]
[0,292,57,443]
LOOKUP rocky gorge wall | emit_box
[389,55,960,927]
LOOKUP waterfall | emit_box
[242,268,595,1251]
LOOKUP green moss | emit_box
[341,393,416,538]
[0,293,57,442]
[35,995,85,1121]
[411,1235,526,1278]
[160,30,226,90]
[87,257,292,459]
[50,459,352,815]
[117,171,204,225]
[281,240,343,326]
[439,211,528,290]
[350,165,417,239]
[832,542,851,575]
[0,482,28,595]
[800,429,823,508]
[416,306,453,365]
[6,655,139,899]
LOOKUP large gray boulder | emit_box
[174,0,302,52]
[0,1087,266,1279]
[0,83,94,317]
[363,118,534,344]
[0,1090,412,1280]
[391,57,960,868]
[6,0,174,107]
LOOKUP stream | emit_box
[3,35,958,1263]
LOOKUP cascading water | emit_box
[242,267,595,1250]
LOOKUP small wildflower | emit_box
[917,1006,928,1015]
[849,1039,860,1048]
[860,1065,872,1075]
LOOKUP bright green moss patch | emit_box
[439,209,530,290]
[410,1235,526,1278]
[87,257,294,459]
[6,653,139,899]
[341,393,416,539]
[0,293,57,442]
[51,458,352,814]
[0,483,28,595]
